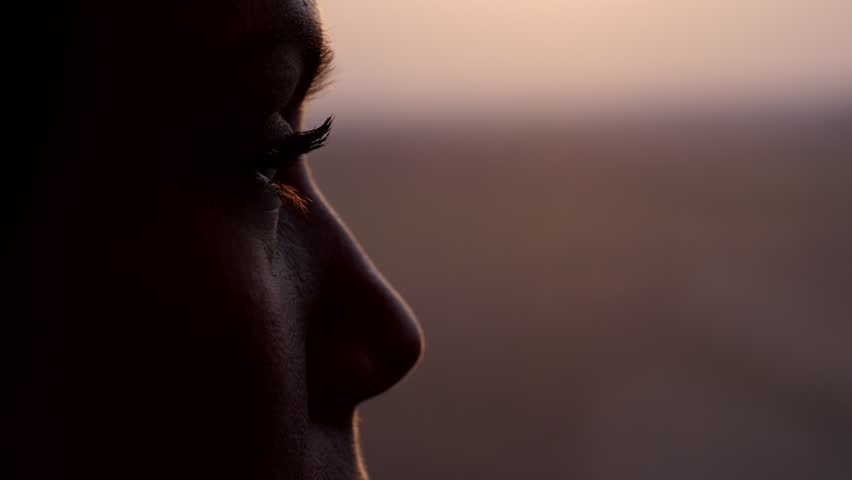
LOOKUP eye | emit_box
[243,115,333,214]
[251,115,334,178]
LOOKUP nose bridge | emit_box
[305,202,423,422]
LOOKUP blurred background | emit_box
[306,1,852,479]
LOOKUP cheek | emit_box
[272,206,323,306]
[191,219,314,456]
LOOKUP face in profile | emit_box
[24,1,423,478]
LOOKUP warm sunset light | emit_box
[312,0,852,116]
[25,1,852,479]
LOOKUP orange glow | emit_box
[310,0,852,117]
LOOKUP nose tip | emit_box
[306,258,423,423]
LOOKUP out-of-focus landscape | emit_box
[308,1,852,478]
[310,109,852,479]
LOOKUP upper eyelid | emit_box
[278,115,334,156]
[252,116,333,171]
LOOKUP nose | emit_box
[305,207,423,423]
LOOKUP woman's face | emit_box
[52,1,423,479]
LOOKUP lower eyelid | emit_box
[251,171,310,216]
[270,180,311,216]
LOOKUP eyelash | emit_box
[254,115,334,173]
[250,115,333,213]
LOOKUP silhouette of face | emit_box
[46,1,423,478]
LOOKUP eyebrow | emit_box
[304,30,335,99]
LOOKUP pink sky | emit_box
[307,0,852,120]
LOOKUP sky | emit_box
[308,0,852,119]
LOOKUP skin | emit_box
[15,1,423,478]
